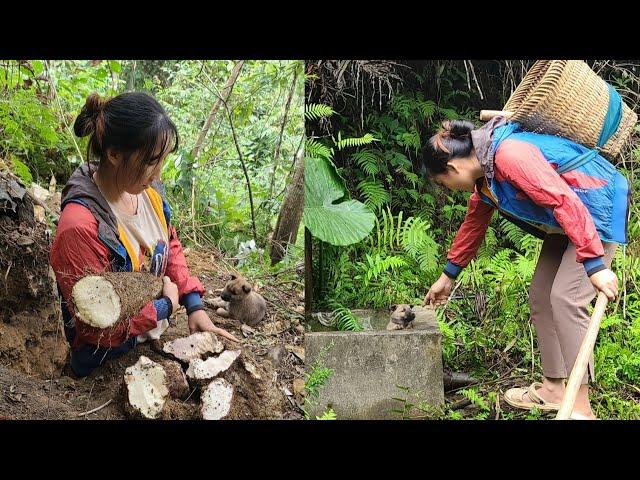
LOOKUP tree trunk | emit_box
[267,68,299,200]
[269,149,304,265]
[304,228,313,316]
[190,60,245,163]
[189,60,245,244]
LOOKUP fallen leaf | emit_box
[503,337,517,353]
[293,378,306,396]
[241,324,256,337]
[285,345,305,362]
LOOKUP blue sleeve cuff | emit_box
[181,291,202,310]
[443,260,463,279]
[153,297,171,321]
[583,256,606,277]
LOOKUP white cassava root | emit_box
[201,378,234,420]
[162,332,224,362]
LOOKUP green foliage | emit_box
[10,156,32,184]
[305,103,334,121]
[352,149,381,176]
[316,208,440,311]
[1,59,305,289]
[303,342,335,420]
[329,303,364,331]
[308,60,640,420]
[304,156,376,246]
[357,179,390,211]
[316,407,337,420]
[305,138,332,161]
[336,132,378,151]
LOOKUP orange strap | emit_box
[145,187,169,237]
[116,188,169,272]
[118,223,140,272]
[480,179,499,206]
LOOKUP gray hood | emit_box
[470,116,509,183]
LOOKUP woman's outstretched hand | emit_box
[187,309,241,343]
[423,273,454,307]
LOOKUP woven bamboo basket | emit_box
[500,60,637,159]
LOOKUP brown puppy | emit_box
[386,304,415,330]
[214,274,267,327]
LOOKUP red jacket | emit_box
[447,140,605,270]
[50,165,204,349]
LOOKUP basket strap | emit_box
[558,83,623,174]
[598,83,623,148]
[556,150,597,174]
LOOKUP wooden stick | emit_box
[480,110,514,121]
[77,399,113,417]
[556,292,609,420]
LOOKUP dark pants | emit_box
[69,338,137,377]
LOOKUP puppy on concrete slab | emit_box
[386,304,415,330]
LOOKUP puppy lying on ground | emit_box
[385,304,415,330]
[210,274,267,327]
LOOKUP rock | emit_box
[267,344,286,367]
[242,359,262,380]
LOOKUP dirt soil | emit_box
[0,247,306,420]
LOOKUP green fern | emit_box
[460,388,490,412]
[400,215,439,273]
[477,225,498,261]
[336,132,378,151]
[417,99,437,120]
[396,129,421,151]
[500,218,526,246]
[358,253,407,285]
[357,180,390,211]
[329,303,364,331]
[371,207,402,254]
[352,149,381,176]
[389,95,414,121]
[438,107,460,120]
[305,103,335,121]
[395,167,420,187]
[305,138,333,161]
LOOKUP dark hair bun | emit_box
[422,119,476,175]
[442,119,474,139]
[73,92,106,137]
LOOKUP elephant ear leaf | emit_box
[303,156,375,246]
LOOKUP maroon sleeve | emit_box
[494,139,604,262]
[50,202,159,348]
[446,189,495,268]
[165,225,205,301]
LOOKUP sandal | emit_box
[503,382,560,412]
[527,382,561,411]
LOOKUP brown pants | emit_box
[529,234,617,384]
